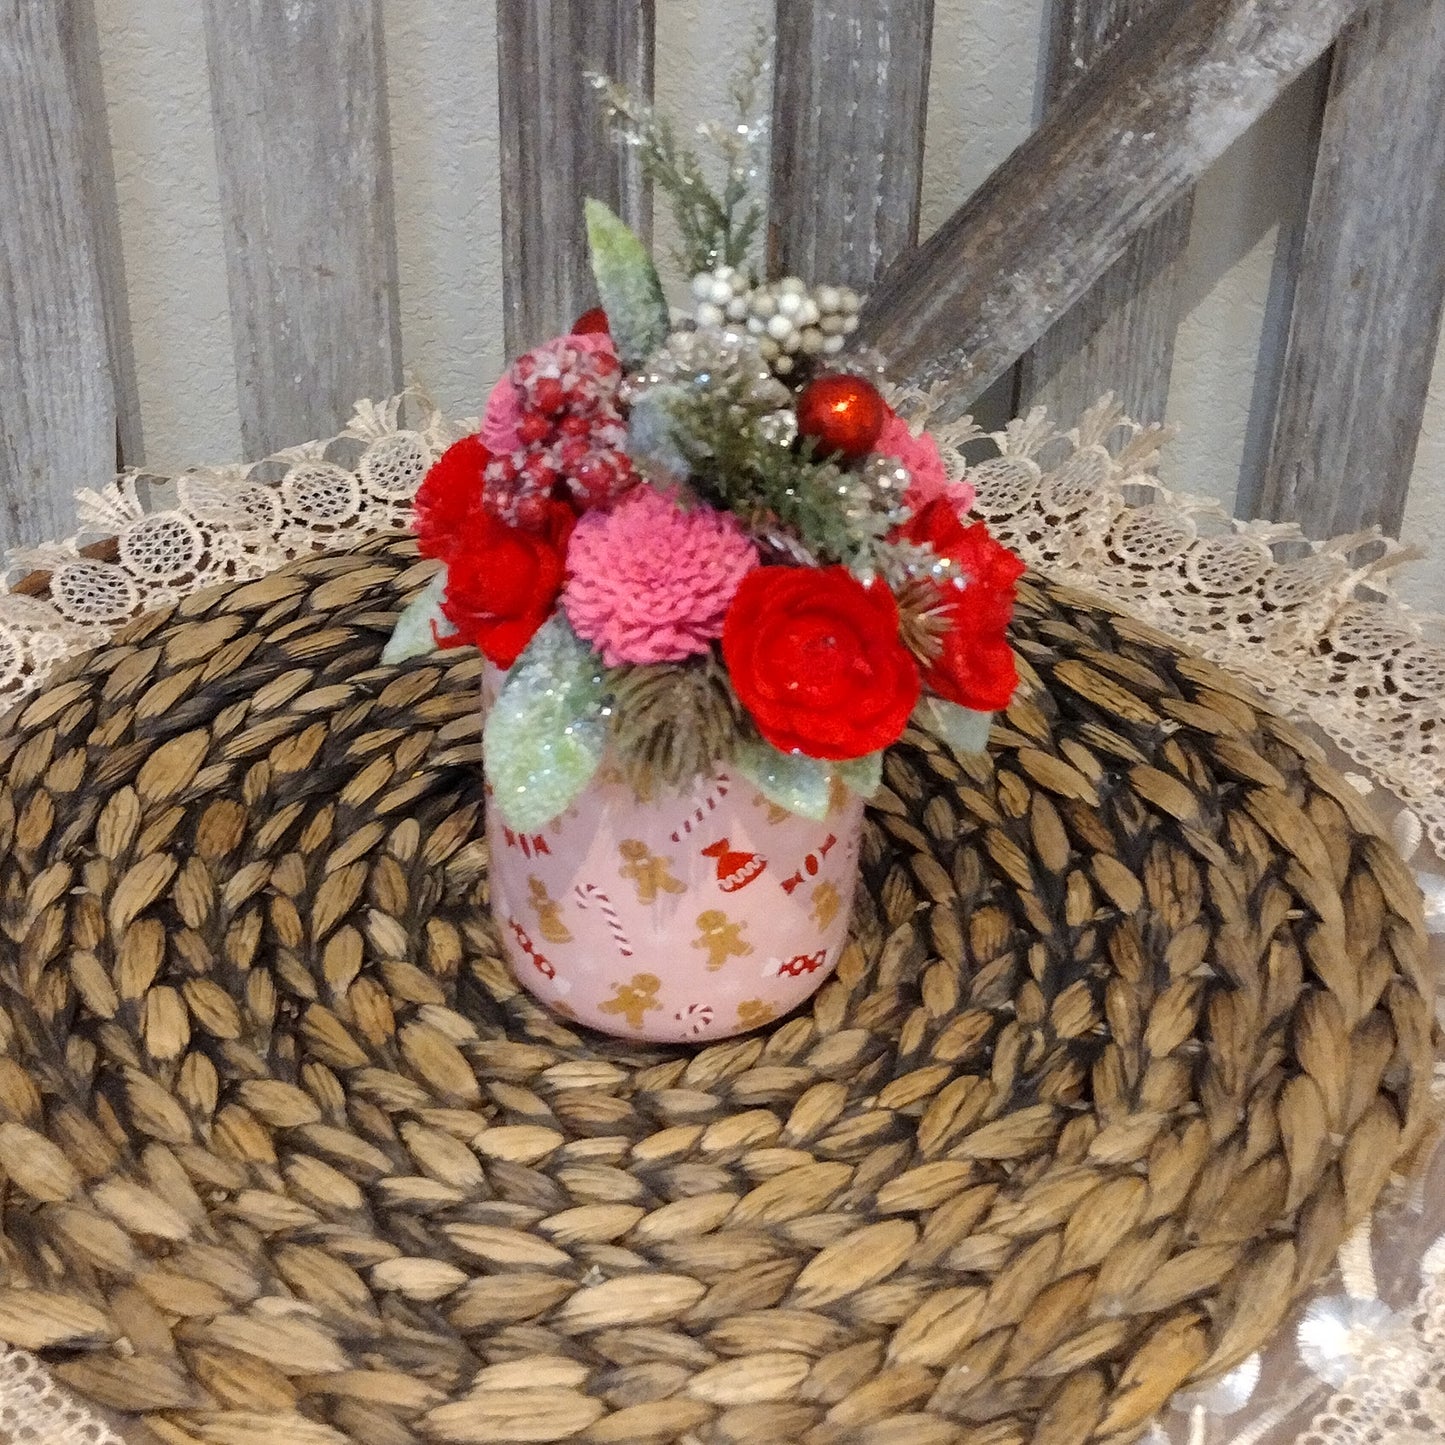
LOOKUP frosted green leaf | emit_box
[585,198,669,367]
[381,571,455,664]
[626,383,690,479]
[835,751,883,800]
[484,615,608,830]
[918,696,994,755]
[733,737,833,821]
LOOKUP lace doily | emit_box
[4,390,1441,852]
[1,387,1442,1445]
[0,1351,121,1445]
[922,394,1445,857]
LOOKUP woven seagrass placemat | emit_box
[0,534,1433,1445]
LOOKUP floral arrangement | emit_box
[387,58,1024,831]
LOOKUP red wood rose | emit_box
[722,564,921,759]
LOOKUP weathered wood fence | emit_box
[3,0,1444,553]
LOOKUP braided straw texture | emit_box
[0,530,1433,1445]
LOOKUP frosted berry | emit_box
[484,333,640,523]
[531,376,566,416]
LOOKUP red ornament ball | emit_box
[795,373,887,463]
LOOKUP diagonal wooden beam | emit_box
[769,0,935,290]
[1251,0,1445,536]
[855,0,1369,398]
[1016,0,1194,427]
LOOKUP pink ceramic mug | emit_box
[483,671,864,1043]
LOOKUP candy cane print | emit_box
[670,774,731,843]
[574,883,634,958]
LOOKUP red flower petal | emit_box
[723,566,920,760]
[437,502,571,668]
[413,434,490,562]
[571,306,611,335]
[893,505,1024,713]
[925,631,1018,713]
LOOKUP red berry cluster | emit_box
[484,339,638,526]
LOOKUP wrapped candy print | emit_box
[488,756,863,1043]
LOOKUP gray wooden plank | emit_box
[768,0,935,288]
[1252,0,1445,537]
[496,0,655,354]
[63,0,142,467]
[1015,204,1192,426]
[0,0,120,551]
[854,0,1368,400]
[1017,0,1192,426]
[202,0,402,459]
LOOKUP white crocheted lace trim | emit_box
[0,391,471,704]
[0,1348,122,1444]
[911,390,1445,857]
[4,388,1440,849]
[1,388,1442,1445]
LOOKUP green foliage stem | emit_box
[584,200,669,368]
[587,32,769,277]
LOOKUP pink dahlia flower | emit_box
[481,330,618,454]
[877,413,976,517]
[563,487,759,666]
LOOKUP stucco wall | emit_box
[93,0,1445,608]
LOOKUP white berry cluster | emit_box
[688,267,861,377]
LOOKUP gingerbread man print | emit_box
[617,839,686,904]
[736,999,776,1030]
[751,792,791,825]
[528,876,573,944]
[811,880,842,930]
[599,973,662,1031]
[691,910,754,971]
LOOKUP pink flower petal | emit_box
[877,413,976,517]
[563,487,759,666]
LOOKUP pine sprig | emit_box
[694,28,770,267]
[665,372,924,580]
[587,34,768,277]
[607,652,747,795]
